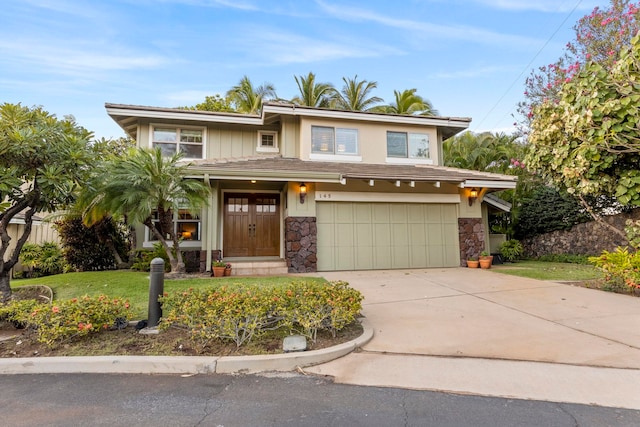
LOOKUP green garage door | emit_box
[317,202,459,271]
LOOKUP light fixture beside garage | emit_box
[299,182,307,204]
[468,188,479,206]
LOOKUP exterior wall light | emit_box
[299,182,307,204]
[468,188,479,206]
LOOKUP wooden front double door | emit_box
[223,193,280,257]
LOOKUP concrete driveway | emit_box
[304,268,640,409]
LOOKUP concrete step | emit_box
[226,259,289,276]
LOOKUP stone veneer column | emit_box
[458,218,485,266]
[199,249,222,273]
[285,217,317,273]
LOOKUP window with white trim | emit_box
[387,131,430,160]
[148,209,201,242]
[257,131,279,153]
[311,126,358,155]
[152,126,203,159]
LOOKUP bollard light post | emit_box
[148,257,165,327]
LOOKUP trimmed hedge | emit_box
[160,280,363,348]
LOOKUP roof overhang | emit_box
[463,179,517,189]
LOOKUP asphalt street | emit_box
[1,373,638,427]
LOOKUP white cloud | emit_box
[314,0,544,49]
[0,40,170,75]
[235,29,404,65]
[468,0,600,13]
[152,0,259,10]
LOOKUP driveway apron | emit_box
[305,268,640,409]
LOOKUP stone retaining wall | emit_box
[522,209,640,257]
[285,217,317,273]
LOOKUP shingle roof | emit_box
[188,156,517,186]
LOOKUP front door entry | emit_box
[223,193,280,257]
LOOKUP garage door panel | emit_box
[317,202,459,271]
[372,204,390,223]
[409,224,426,245]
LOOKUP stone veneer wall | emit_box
[458,218,485,266]
[199,249,222,273]
[522,209,640,257]
[285,217,317,273]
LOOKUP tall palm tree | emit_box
[226,75,276,114]
[86,148,210,273]
[374,89,438,116]
[330,75,383,111]
[292,72,335,107]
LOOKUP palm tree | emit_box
[292,72,335,107]
[373,89,439,116]
[330,75,383,111]
[226,75,276,114]
[87,148,210,273]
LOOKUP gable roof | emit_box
[187,156,517,189]
[105,102,471,140]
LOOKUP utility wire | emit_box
[475,0,585,130]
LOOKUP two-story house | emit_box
[106,102,517,274]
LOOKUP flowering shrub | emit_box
[589,247,640,293]
[160,280,363,348]
[20,295,130,347]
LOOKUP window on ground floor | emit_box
[148,209,201,242]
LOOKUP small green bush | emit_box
[160,280,363,348]
[18,242,67,277]
[499,239,523,262]
[589,247,640,294]
[131,242,170,272]
[10,295,131,347]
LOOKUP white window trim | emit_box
[149,123,207,159]
[311,126,360,156]
[385,157,434,165]
[256,131,279,153]
[310,153,363,162]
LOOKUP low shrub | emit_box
[499,239,523,262]
[589,247,640,293]
[131,242,171,272]
[2,295,131,347]
[535,254,591,264]
[18,242,67,278]
[160,280,363,348]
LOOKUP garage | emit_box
[316,202,460,271]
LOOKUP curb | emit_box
[0,318,373,375]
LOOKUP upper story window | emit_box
[152,126,203,159]
[311,126,358,156]
[257,131,279,153]
[387,132,430,162]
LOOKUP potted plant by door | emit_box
[224,262,232,276]
[466,257,479,268]
[479,251,494,269]
[212,260,226,277]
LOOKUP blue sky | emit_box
[1,0,601,140]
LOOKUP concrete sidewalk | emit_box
[304,268,640,409]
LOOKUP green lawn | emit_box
[12,271,327,319]
[491,260,603,282]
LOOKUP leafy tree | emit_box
[88,148,210,273]
[91,136,135,158]
[444,131,526,174]
[526,32,640,237]
[181,94,234,113]
[514,187,591,239]
[292,72,335,108]
[226,76,276,114]
[518,0,640,133]
[330,75,383,111]
[56,216,129,271]
[0,103,92,302]
[373,89,438,116]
